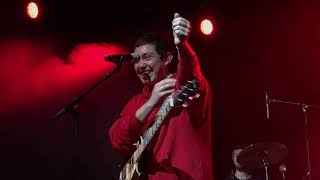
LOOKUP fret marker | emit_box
[169,98,174,107]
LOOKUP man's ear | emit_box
[164,52,173,66]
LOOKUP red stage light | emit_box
[200,19,214,35]
[26,2,39,19]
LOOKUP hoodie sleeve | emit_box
[109,95,145,158]
[175,42,212,128]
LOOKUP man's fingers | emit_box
[160,78,176,85]
[160,82,175,91]
[160,89,175,96]
[157,77,176,92]
[172,17,190,24]
[172,18,191,28]
[166,73,173,78]
[174,30,189,37]
[174,13,180,19]
[173,26,190,34]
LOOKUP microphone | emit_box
[266,91,270,120]
[105,53,140,63]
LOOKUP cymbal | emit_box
[237,142,288,169]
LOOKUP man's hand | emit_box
[172,13,191,46]
[148,77,176,106]
[135,75,175,122]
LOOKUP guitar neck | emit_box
[126,94,174,166]
[143,94,174,146]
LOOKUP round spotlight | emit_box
[200,19,214,35]
[26,2,39,19]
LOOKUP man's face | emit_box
[233,149,244,169]
[133,44,166,85]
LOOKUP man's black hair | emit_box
[133,32,178,73]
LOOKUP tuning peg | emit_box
[186,87,195,93]
[182,92,188,97]
[182,103,189,108]
[188,94,200,100]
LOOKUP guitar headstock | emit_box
[174,79,200,107]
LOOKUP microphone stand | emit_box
[268,97,320,180]
[51,62,122,180]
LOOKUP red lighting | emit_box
[26,2,39,19]
[200,19,214,35]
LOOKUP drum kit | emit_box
[233,91,320,180]
[237,142,288,180]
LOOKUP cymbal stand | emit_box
[279,164,287,180]
[267,96,320,180]
[263,159,270,180]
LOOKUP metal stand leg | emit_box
[263,159,269,180]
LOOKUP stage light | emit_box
[26,2,39,19]
[200,19,214,35]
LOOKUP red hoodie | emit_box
[109,44,213,180]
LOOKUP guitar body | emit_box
[119,162,142,180]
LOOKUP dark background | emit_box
[1,0,320,179]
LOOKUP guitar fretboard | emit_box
[120,94,174,178]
